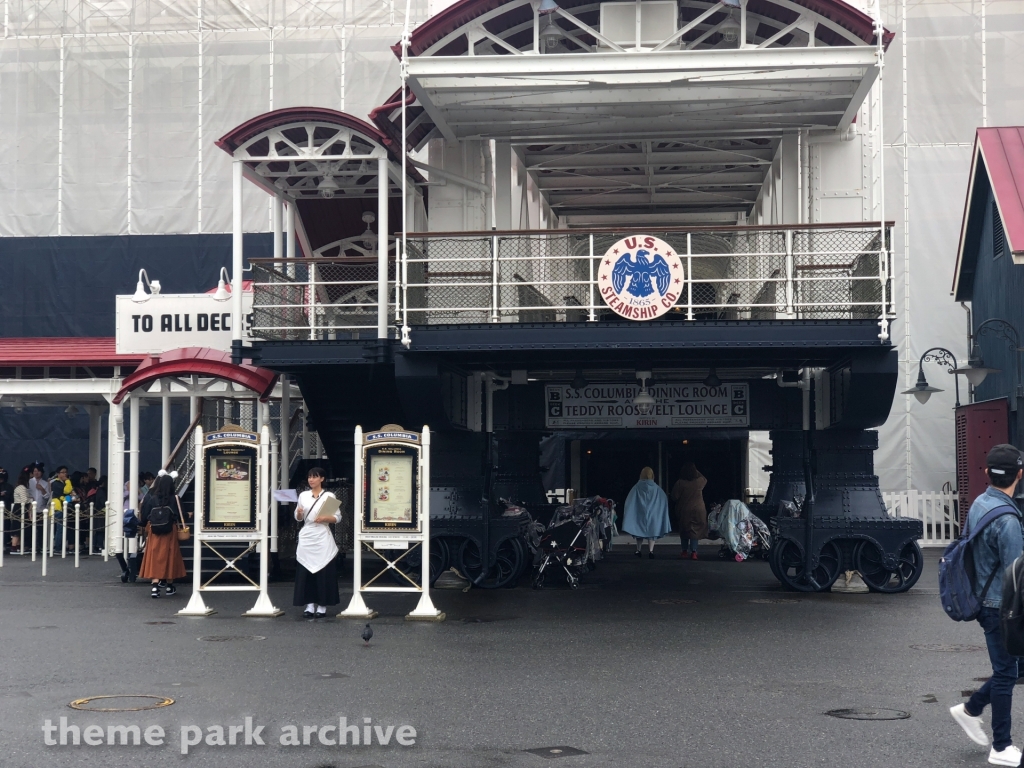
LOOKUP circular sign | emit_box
[597,235,684,320]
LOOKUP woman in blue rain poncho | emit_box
[621,467,671,558]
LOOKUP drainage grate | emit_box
[910,644,985,653]
[826,708,910,721]
[750,598,800,604]
[197,635,266,642]
[524,746,589,759]
[652,598,697,605]
[146,621,176,625]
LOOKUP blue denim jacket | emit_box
[968,486,1024,608]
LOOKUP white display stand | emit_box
[178,424,283,618]
[339,424,445,622]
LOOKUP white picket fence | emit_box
[883,490,959,547]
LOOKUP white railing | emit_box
[884,490,959,547]
[249,223,893,339]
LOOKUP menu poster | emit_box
[204,445,257,529]
[363,445,419,531]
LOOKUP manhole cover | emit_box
[910,644,985,653]
[826,708,910,721]
[652,598,697,605]
[305,673,350,679]
[750,598,800,604]
[524,746,589,759]
[70,695,175,712]
[197,635,266,642]
[145,621,175,625]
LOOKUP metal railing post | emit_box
[490,235,500,323]
[19,502,25,555]
[877,225,890,341]
[588,233,596,321]
[50,500,56,558]
[74,503,81,568]
[0,503,4,567]
[308,262,316,341]
[103,502,109,563]
[785,229,795,317]
[88,502,95,556]
[686,233,693,321]
[42,502,49,576]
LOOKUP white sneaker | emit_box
[989,745,1022,766]
[950,703,989,746]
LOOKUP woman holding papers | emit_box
[293,467,342,618]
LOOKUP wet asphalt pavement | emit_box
[0,544,1009,768]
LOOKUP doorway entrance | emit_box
[578,438,745,515]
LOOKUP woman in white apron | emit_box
[293,467,342,618]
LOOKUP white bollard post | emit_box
[41,502,49,577]
[75,503,81,568]
[49,501,56,558]
[88,502,95,556]
[30,502,37,562]
[103,502,109,563]
[19,503,25,555]
[0,502,5,568]
[62,501,68,559]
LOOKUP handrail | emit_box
[162,407,204,471]
[405,222,897,238]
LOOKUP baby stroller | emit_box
[532,510,595,590]
[708,500,772,562]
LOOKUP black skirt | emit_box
[293,554,340,606]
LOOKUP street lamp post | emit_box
[972,318,1023,410]
[901,347,962,406]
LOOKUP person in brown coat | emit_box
[138,473,187,598]
[671,462,708,560]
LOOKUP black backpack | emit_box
[148,505,174,535]
[1002,556,1024,655]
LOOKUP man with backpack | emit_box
[950,444,1024,766]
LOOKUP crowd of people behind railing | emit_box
[0,462,158,556]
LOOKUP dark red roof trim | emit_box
[114,347,278,405]
[0,338,146,367]
[398,0,891,57]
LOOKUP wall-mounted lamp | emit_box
[132,269,161,303]
[212,266,232,302]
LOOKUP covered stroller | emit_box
[532,506,599,590]
[708,500,771,561]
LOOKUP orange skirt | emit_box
[138,524,187,581]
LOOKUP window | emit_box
[994,202,1006,260]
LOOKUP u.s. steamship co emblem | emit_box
[597,235,683,321]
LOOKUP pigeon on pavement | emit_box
[362,624,373,646]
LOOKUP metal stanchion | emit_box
[61,501,67,559]
[19,503,26,555]
[49,501,55,558]
[103,503,109,563]
[30,502,37,562]
[0,502,5,568]
[74,504,81,568]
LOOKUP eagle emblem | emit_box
[597,235,683,321]
[611,249,672,298]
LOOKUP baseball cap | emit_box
[987,444,1024,476]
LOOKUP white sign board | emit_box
[116,293,254,355]
[545,382,750,429]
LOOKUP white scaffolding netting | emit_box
[0,0,429,236]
